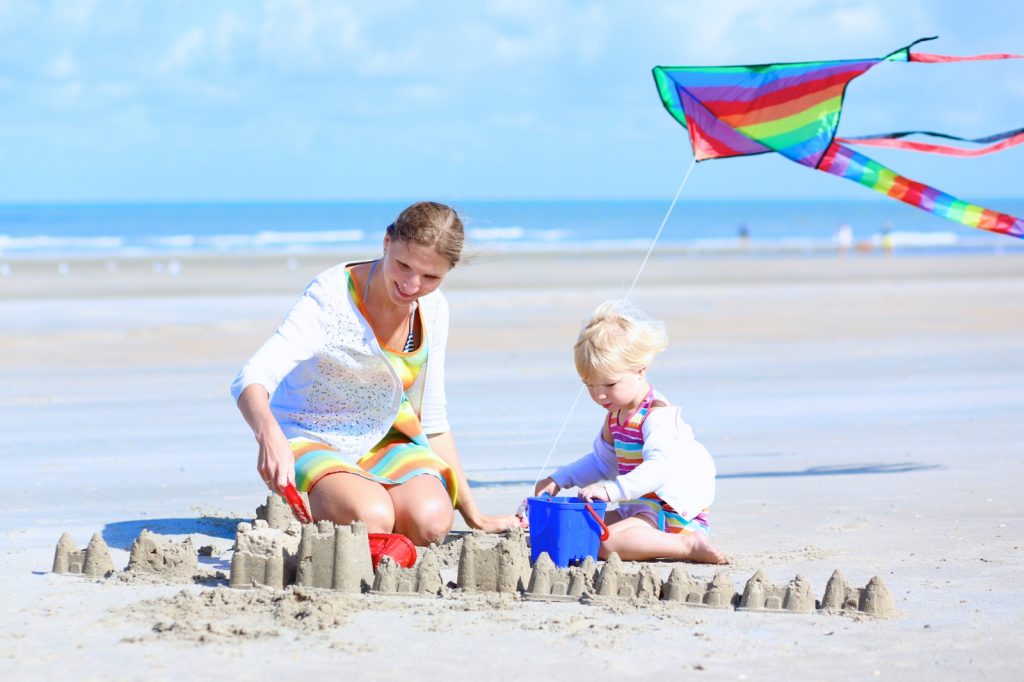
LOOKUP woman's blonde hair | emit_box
[574,300,668,381]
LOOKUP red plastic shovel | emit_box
[281,482,313,525]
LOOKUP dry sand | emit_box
[1,249,1023,680]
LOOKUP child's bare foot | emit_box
[680,532,729,565]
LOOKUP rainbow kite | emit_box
[653,37,1024,239]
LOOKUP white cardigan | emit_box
[550,405,716,521]
[230,262,451,458]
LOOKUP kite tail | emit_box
[818,142,1024,239]
[835,127,1024,157]
[909,51,1024,63]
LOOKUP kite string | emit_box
[625,157,697,300]
[532,157,698,488]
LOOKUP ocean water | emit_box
[1,199,1022,258]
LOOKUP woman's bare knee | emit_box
[390,478,454,546]
[404,503,454,546]
[309,474,395,531]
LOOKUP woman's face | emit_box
[379,235,451,305]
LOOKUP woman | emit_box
[232,201,519,545]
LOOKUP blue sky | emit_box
[1,0,1022,202]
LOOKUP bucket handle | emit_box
[585,503,610,541]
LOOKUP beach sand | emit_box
[2,250,1023,679]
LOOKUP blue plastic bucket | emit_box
[527,495,608,567]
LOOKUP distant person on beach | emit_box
[232,201,520,545]
[834,223,853,256]
[881,223,894,256]
[534,301,728,564]
[737,223,750,250]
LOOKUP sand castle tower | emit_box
[661,568,737,608]
[229,520,302,589]
[594,553,661,600]
[456,530,530,594]
[295,520,373,592]
[821,569,857,611]
[858,576,896,617]
[372,550,444,596]
[127,530,198,578]
[52,532,114,578]
[255,491,311,530]
[524,552,596,601]
[820,569,896,617]
[738,570,814,612]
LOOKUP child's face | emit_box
[582,370,647,412]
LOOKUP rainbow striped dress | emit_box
[290,268,458,506]
[610,387,709,535]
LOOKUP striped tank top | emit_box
[609,386,709,534]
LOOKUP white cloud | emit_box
[160,27,205,72]
[828,5,889,39]
[46,50,78,79]
[573,5,610,62]
[258,0,364,69]
[653,0,911,62]
[95,80,132,98]
[492,29,555,65]
[491,111,538,129]
[398,83,445,105]
[51,0,95,29]
[210,11,247,60]
[52,80,85,106]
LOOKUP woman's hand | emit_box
[470,513,527,533]
[238,384,294,495]
[256,427,295,495]
[534,476,561,497]
[577,483,610,503]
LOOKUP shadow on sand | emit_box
[102,516,245,550]
[468,461,941,489]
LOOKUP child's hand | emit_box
[473,513,527,533]
[534,477,560,497]
[577,484,610,503]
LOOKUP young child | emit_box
[534,301,728,564]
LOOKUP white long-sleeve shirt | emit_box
[550,404,716,521]
[230,262,450,458]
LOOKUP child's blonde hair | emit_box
[574,300,668,381]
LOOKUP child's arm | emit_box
[604,407,716,517]
[534,430,617,496]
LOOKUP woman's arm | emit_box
[237,384,295,493]
[232,277,327,491]
[428,431,521,533]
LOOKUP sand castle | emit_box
[255,492,310,531]
[49,501,897,619]
[593,553,662,601]
[372,551,444,596]
[455,528,531,594]
[52,532,114,578]
[523,553,596,601]
[820,569,896,617]
[229,519,301,589]
[127,530,198,578]
[661,567,738,608]
[294,520,374,593]
[738,569,817,613]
